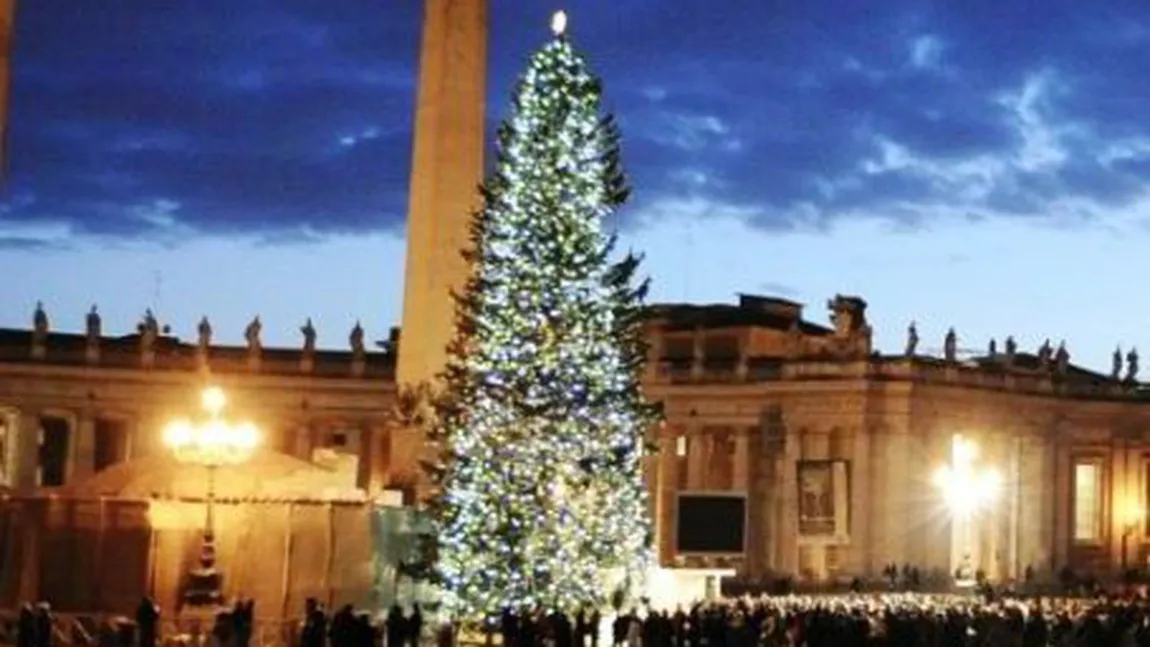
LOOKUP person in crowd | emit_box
[330,604,358,647]
[210,610,232,647]
[136,597,160,647]
[301,598,328,647]
[409,603,424,647]
[34,603,53,647]
[17,603,35,647]
[388,604,409,647]
[233,598,254,647]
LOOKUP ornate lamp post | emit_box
[932,434,1002,586]
[162,386,260,607]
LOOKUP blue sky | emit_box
[2,1,1149,370]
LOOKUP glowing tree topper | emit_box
[417,10,660,620]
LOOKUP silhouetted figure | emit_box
[210,611,232,647]
[136,597,159,647]
[388,605,408,647]
[330,604,357,647]
[588,609,601,647]
[17,604,35,647]
[408,603,423,647]
[301,599,328,647]
[353,612,376,647]
[574,609,588,647]
[233,599,254,647]
[520,611,537,647]
[34,603,53,647]
[551,610,572,647]
[611,611,627,647]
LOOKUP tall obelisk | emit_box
[393,0,486,485]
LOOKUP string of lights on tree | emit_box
[414,11,661,620]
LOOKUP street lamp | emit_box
[932,434,1002,585]
[162,386,260,607]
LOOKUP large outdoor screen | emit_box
[675,493,746,554]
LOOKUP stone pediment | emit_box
[65,449,365,502]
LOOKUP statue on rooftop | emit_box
[197,317,212,352]
[244,317,262,353]
[943,328,957,362]
[1128,347,1140,382]
[1113,346,1124,381]
[350,321,366,356]
[33,302,48,338]
[904,321,919,357]
[301,318,317,354]
[139,309,159,353]
[86,305,101,342]
[1004,336,1017,364]
[988,338,998,358]
[1037,339,1053,370]
[1054,341,1070,375]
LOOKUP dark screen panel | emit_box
[676,494,745,554]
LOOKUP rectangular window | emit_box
[39,416,71,487]
[94,418,129,472]
[675,435,688,457]
[1074,462,1102,543]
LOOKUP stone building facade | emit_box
[0,307,398,496]
[2,297,1148,588]
[644,294,1150,584]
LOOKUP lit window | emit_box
[1074,462,1102,542]
[675,435,688,457]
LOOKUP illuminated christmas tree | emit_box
[423,12,659,620]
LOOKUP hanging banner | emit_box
[798,460,850,538]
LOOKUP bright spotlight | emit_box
[933,436,1000,518]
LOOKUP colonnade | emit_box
[0,406,393,494]
[651,415,1071,583]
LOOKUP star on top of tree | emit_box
[551,10,568,36]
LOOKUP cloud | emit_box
[11,0,1150,242]
[909,35,945,70]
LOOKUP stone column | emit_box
[776,427,800,575]
[735,333,749,381]
[733,430,749,491]
[848,429,872,575]
[656,435,679,565]
[357,425,375,491]
[745,424,767,577]
[71,413,97,482]
[1017,436,1044,573]
[690,326,704,381]
[686,424,706,490]
[646,329,665,382]
[1052,439,1071,569]
[295,424,314,461]
[880,428,911,568]
[14,410,40,491]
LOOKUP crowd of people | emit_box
[492,593,1150,647]
[20,590,1150,647]
[300,598,423,647]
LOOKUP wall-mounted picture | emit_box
[798,460,849,538]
